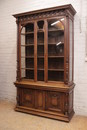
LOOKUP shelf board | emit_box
[48,56,64,58]
[21,68,44,71]
[21,56,34,58]
[38,43,44,45]
[48,68,64,71]
[48,42,64,45]
[21,44,34,46]
[37,68,44,71]
[37,56,44,58]
[48,29,64,32]
[21,32,34,35]
[21,68,34,70]
[37,29,44,32]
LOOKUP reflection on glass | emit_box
[48,18,64,81]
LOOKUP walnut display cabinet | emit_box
[13,4,76,122]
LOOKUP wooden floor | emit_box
[0,100,87,130]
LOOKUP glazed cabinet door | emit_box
[21,22,34,80]
[46,91,65,114]
[47,18,65,82]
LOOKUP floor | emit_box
[0,100,87,130]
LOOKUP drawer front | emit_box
[35,90,45,110]
[46,91,65,114]
[21,88,35,108]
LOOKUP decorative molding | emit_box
[18,9,67,23]
[65,57,69,83]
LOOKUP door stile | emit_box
[34,21,37,81]
[44,20,48,82]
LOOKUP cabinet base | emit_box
[15,106,74,122]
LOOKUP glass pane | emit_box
[69,19,73,82]
[48,18,64,82]
[37,21,44,81]
[21,23,34,80]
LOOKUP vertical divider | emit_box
[18,22,21,81]
[34,21,37,81]
[44,20,48,82]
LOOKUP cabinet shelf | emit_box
[38,43,44,45]
[21,32,34,35]
[21,68,44,71]
[21,56,34,58]
[48,42,64,45]
[37,29,44,32]
[48,29,64,32]
[21,68,34,70]
[21,44,34,46]
[48,56,64,58]
[37,56,44,58]
[48,69,64,71]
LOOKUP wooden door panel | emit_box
[21,88,35,108]
[46,91,65,113]
[35,90,45,110]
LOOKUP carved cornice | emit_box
[17,9,67,23]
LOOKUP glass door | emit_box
[37,21,44,81]
[48,18,65,82]
[21,23,34,80]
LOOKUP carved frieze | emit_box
[17,9,68,23]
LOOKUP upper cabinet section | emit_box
[13,4,76,84]
[13,4,76,22]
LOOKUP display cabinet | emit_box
[13,4,76,122]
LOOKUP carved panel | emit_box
[35,90,45,110]
[21,89,35,108]
[46,91,65,113]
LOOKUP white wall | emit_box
[0,0,87,116]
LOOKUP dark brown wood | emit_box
[34,21,37,81]
[44,20,48,82]
[13,4,76,122]
[13,4,76,18]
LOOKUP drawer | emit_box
[46,91,65,114]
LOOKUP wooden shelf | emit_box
[21,56,34,58]
[48,42,64,45]
[48,69,64,71]
[48,56,64,58]
[21,68,44,71]
[21,32,34,35]
[48,29,64,32]
[21,68,34,70]
[38,68,44,71]
[38,43,44,45]
[37,56,44,58]
[21,44,34,46]
[37,29,44,32]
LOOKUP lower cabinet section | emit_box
[16,87,74,122]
